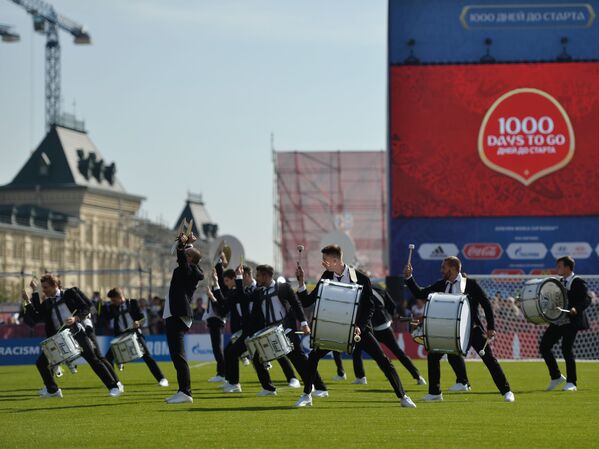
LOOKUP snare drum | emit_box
[245,324,292,363]
[110,332,145,364]
[310,280,362,353]
[422,293,471,356]
[41,329,82,367]
[519,278,568,325]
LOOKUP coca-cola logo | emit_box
[462,243,503,260]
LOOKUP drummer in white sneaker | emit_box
[404,256,515,403]
[294,245,416,408]
[541,256,590,392]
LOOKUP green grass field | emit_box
[1,360,598,449]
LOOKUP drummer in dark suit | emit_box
[103,288,168,387]
[23,274,122,398]
[541,256,590,392]
[404,256,514,402]
[294,245,416,408]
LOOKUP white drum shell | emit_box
[311,280,362,353]
[110,332,144,364]
[41,329,82,366]
[245,324,292,363]
[423,293,471,356]
[520,278,568,325]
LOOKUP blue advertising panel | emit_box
[388,0,599,64]
[390,216,599,281]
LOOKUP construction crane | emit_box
[0,23,20,42]
[8,0,91,131]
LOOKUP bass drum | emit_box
[519,278,568,325]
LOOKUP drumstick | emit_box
[56,309,78,333]
[407,243,415,266]
[353,335,361,343]
[557,307,572,314]
[297,245,304,267]
[479,335,493,357]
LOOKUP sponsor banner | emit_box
[390,216,599,280]
[463,243,503,260]
[0,338,43,365]
[551,242,593,259]
[388,0,599,64]
[390,62,599,218]
[506,243,548,260]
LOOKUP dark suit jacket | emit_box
[566,277,590,330]
[371,285,396,328]
[243,282,307,334]
[298,269,374,331]
[405,276,495,330]
[27,288,92,336]
[212,279,248,334]
[168,246,204,318]
[103,299,144,335]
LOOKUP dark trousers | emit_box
[540,323,578,384]
[85,326,120,385]
[304,329,406,398]
[105,331,165,382]
[427,326,510,395]
[277,356,297,381]
[252,332,327,392]
[224,336,247,385]
[207,320,225,377]
[37,328,118,393]
[353,327,420,380]
[165,317,191,396]
[333,351,345,376]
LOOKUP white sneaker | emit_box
[159,378,169,387]
[108,387,123,397]
[288,378,301,388]
[400,395,417,408]
[39,388,63,398]
[562,383,577,391]
[219,382,231,390]
[504,391,515,402]
[264,362,273,370]
[118,364,124,371]
[294,393,312,407]
[352,377,367,385]
[417,376,427,385]
[242,357,251,366]
[313,389,329,398]
[256,389,277,397]
[165,391,193,404]
[208,375,226,383]
[332,373,347,381]
[117,382,125,393]
[224,383,242,393]
[546,374,566,391]
[422,393,443,401]
[53,366,63,377]
[448,383,470,392]
[67,363,78,374]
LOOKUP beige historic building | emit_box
[0,124,214,301]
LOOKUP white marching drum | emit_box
[310,280,362,353]
[423,293,472,356]
[110,332,145,364]
[519,278,568,325]
[245,324,293,363]
[41,329,82,367]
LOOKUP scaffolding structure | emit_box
[273,148,387,280]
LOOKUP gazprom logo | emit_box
[506,243,547,260]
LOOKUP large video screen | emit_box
[390,62,599,218]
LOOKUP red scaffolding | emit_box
[274,150,387,280]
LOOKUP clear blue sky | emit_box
[0,0,386,268]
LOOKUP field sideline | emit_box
[1,360,597,449]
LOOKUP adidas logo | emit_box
[430,246,446,257]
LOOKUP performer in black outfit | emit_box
[404,256,515,402]
[204,264,228,383]
[103,288,168,387]
[352,284,426,385]
[239,264,327,396]
[294,245,416,408]
[163,233,203,404]
[541,256,590,392]
[23,274,122,398]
